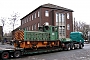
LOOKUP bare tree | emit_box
[9,12,20,30]
[74,20,89,40]
[74,21,79,31]
[0,17,6,34]
[74,20,86,32]
[0,17,6,44]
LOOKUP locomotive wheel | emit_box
[1,52,9,59]
[14,51,21,58]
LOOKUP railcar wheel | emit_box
[1,52,9,59]
[14,51,21,58]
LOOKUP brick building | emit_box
[20,4,74,38]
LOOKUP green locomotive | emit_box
[14,25,60,49]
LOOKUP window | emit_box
[67,24,70,30]
[35,13,36,18]
[52,27,57,32]
[28,27,29,31]
[59,13,62,23]
[29,16,31,21]
[29,26,30,30]
[38,11,40,17]
[27,27,28,31]
[25,19,26,23]
[56,13,66,25]
[59,26,62,36]
[45,10,49,17]
[62,26,65,36]
[45,26,49,30]
[67,13,69,19]
[38,23,40,27]
[56,13,62,23]
[59,26,65,36]
[23,20,25,24]
[32,15,33,20]
[34,24,36,30]
[26,18,28,22]
[32,25,33,30]
[56,13,58,22]
[62,14,65,23]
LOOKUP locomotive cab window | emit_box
[55,27,58,31]
[45,26,49,30]
[39,26,43,31]
[52,27,54,31]
[52,27,58,32]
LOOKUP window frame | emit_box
[38,11,40,17]
[35,13,36,18]
[32,15,33,20]
[38,23,40,27]
[67,24,70,30]
[67,13,69,19]
[45,10,49,17]
[32,25,33,30]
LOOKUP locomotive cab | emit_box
[39,24,59,40]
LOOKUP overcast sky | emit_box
[0,0,90,33]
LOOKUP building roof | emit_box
[41,3,73,12]
[21,3,73,20]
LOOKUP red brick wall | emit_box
[66,12,73,38]
[20,7,73,38]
